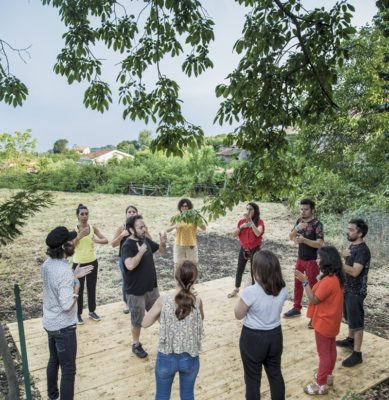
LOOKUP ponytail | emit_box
[174,260,198,320]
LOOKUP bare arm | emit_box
[250,222,263,237]
[92,226,108,245]
[198,224,206,232]
[165,224,177,233]
[295,270,320,305]
[142,296,164,328]
[199,298,204,320]
[234,298,249,320]
[111,225,128,248]
[343,262,364,278]
[295,236,323,249]
[124,243,147,270]
[156,232,167,254]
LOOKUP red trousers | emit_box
[315,331,336,385]
[293,258,320,310]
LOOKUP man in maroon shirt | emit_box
[284,199,324,320]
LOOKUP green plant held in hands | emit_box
[170,209,207,227]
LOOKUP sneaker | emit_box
[308,320,314,329]
[283,308,301,318]
[88,311,101,321]
[123,308,130,314]
[342,351,362,367]
[132,343,148,359]
[77,315,84,325]
[336,337,354,349]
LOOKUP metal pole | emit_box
[14,284,32,400]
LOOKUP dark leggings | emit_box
[240,325,285,400]
[235,246,260,288]
[72,259,98,316]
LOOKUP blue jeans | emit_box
[46,324,77,400]
[155,352,200,400]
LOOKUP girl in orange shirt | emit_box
[295,245,345,395]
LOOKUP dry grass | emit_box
[0,189,388,341]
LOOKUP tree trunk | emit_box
[0,323,20,400]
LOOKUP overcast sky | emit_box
[0,0,378,152]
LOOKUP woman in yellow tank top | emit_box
[165,198,206,271]
[72,203,108,325]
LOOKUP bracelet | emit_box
[73,294,79,298]
[302,281,309,287]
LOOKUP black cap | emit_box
[46,226,77,248]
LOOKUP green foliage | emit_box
[0,189,52,246]
[1,3,387,218]
[138,130,152,148]
[52,138,68,153]
[170,209,207,227]
[289,27,389,215]
[0,130,37,159]
[117,140,138,154]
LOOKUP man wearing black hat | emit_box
[42,226,94,400]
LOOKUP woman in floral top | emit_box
[142,260,204,400]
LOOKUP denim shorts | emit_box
[344,292,365,331]
[126,287,159,327]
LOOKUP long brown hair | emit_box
[175,260,198,320]
[252,250,286,296]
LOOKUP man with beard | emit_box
[121,215,167,358]
[42,226,94,400]
[336,219,370,367]
[284,199,324,321]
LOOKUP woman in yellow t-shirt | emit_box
[72,203,108,325]
[165,198,206,270]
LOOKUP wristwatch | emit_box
[303,281,309,287]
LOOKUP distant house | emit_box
[73,145,91,155]
[216,146,250,163]
[80,149,134,164]
[216,146,241,162]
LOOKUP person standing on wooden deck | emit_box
[164,198,206,271]
[42,226,94,400]
[121,215,167,358]
[112,205,152,314]
[235,250,288,400]
[72,204,108,325]
[227,202,265,298]
[295,246,344,395]
[336,219,371,367]
[284,198,324,323]
[142,260,204,400]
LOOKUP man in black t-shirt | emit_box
[121,215,166,358]
[284,199,324,320]
[336,219,371,368]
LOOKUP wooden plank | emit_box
[7,276,389,399]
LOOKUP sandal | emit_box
[304,382,329,395]
[227,288,239,298]
[314,372,334,386]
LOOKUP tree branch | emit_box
[273,0,338,108]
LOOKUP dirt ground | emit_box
[0,190,388,399]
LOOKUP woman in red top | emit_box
[227,202,265,298]
[295,245,345,396]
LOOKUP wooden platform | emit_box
[8,277,389,399]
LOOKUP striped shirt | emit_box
[41,258,77,331]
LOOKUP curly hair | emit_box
[177,198,193,212]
